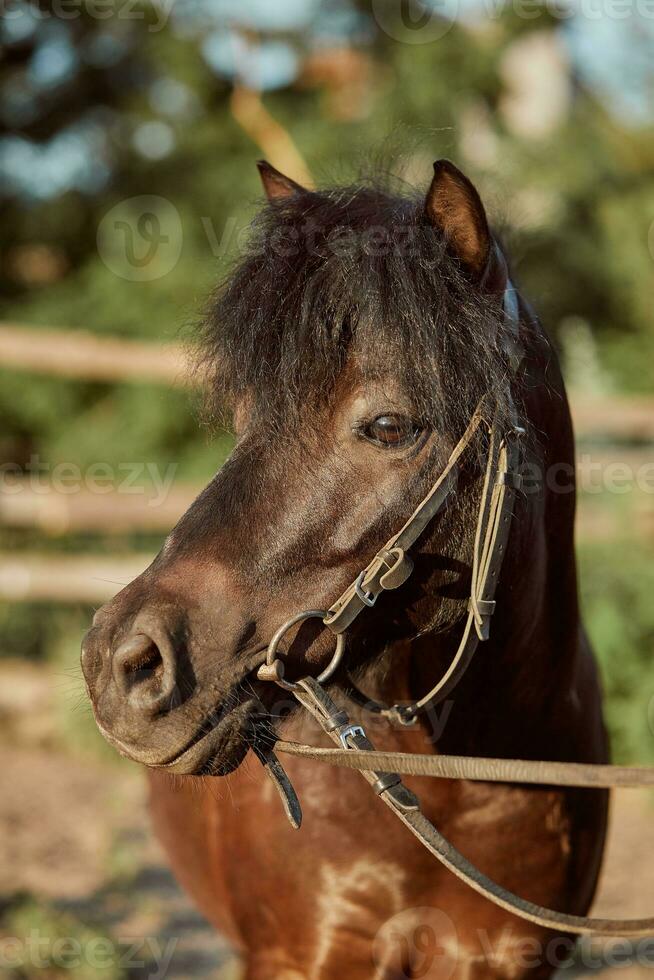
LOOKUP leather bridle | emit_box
[253,283,654,938]
[258,392,523,725]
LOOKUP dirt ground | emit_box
[0,660,653,979]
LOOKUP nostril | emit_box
[113,633,175,715]
[122,640,162,681]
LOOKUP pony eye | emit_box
[361,415,422,448]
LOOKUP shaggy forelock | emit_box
[197,178,515,439]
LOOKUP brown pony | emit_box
[82,159,608,978]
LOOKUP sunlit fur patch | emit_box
[312,858,406,978]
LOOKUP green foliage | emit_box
[0,897,126,980]
[579,540,654,764]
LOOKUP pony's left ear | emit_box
[257,160,306,201]
[425,160,506,293]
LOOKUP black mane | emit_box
[199,178,517,439]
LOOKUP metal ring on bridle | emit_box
[256,609,347,691]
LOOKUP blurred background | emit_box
[1,0,653,976]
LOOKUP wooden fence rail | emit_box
[0,323,189,386]
[1,322,652,603]
[0,553,151,603]
[2,499,654,603]
[1,322,653,439]
[2,446,653,534]
[0,481,198,534]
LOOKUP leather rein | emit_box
[252,284,654,938]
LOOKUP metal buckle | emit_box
[497,471,522,489]
[338,724,365,748]
[354,572,377,607]
[389,704,418,727]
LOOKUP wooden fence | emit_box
[0,322,189,386]
[1,322,652,602]
[2,322,653,437]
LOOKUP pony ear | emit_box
[425,160,506,292]
[256,160,306,201]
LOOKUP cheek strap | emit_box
[325,279,523,645]
[326,403,524,726]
